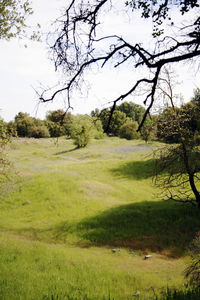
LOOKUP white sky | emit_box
[0,0,200,122]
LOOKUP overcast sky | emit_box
[0,0,200,122]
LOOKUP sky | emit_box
[0,0,200,122]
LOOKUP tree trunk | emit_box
[189,173,200,209]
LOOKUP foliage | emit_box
[155,287,200,300]
[71,124,90,148]
[157,107,180,143]
[0,0,40,40]
[154,92,200,207]
[91,118,104,139]
[0,118,11,148]
[0,118,12,189]
[69,115,104,147]
[99,109,126,136]
[46,110,72,137]
[119,119,139,140]
[14,112,50,138]
[7,120,17,137]
[157,101,200,143]
[29,125,50,138]
[140,117,156,143]
[125,0,199,37]
[191,88,200,107]
[69,115,92,147]
[185,235,200,287]
[116,101,145,124]
[15,114,35,137]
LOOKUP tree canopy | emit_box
[39,0,200,129]
[0,0,39,40]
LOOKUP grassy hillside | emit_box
[0,137,199,299]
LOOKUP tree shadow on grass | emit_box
[54,147,78,155]
[53,200,200,257]
[111,159,156,180]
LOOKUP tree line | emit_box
[1,90,200,145]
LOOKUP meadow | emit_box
[0,137,200,299]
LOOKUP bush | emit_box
[46,121,66,137]
[119,120,139,140]
[140,118,156,143]
[91,119,104,139]
[29,125,50,138]
[185,235,200,287]
[155,287,200,300]
[71,124,90,148]
[69,115,104,147]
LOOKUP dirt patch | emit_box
[110,236,160,252]
[104,236,182,258]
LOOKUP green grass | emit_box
[0,137,198,299]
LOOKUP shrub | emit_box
[185,235,200,286]
[29,125,50,138]
[91,119,104,139]
[70,115,104,147]
[119,120,139,140]
[71,124,90,148]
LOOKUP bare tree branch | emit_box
[39,0,200,129]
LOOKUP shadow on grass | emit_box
[111,159,156,180]
[54,147,78,155]
[53,200,200,257]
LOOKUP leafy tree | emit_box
[40,0,200,130]
[69,114,104,147]
[46,109,72,137]
[7,121,17,137]
[117,102,145,124]
[99,109,126,136]
[0,0,40,40]
[90,118,104,139]
[69,115,91,148]
[157,107,180,143]
[154,96,200,208]
[0,118,12,188]
[0,118,11,148]
[14,112,50,138]
[140,117,156,143]
[29,125,50,138]
[119,119,139,140]
[191,88,200,107]
[90,108,100,118]
[14,112,35,137]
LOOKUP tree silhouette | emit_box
[40,0,200,129]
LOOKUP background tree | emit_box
[157,107,180,143]
[14,112,50,138]
[39,0,200,130]
[69,114,104,148]
[140,117,156,143]
[116,102,145,124]
[99,109,126,136]
[119,119,139,140]
[46,109,72,137]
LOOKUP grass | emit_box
[0,137,199,299]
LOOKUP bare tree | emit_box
[39,0,200,129]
